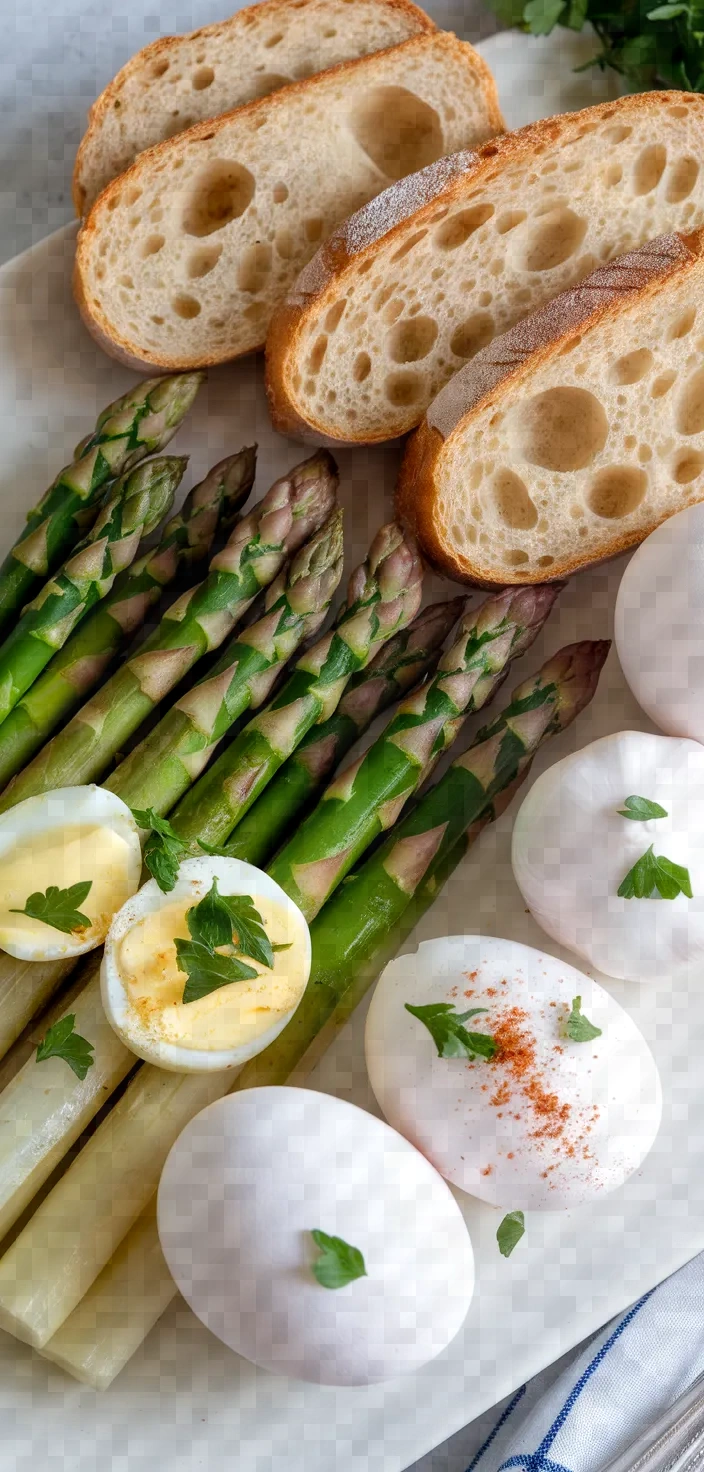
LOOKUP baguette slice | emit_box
[73,0,436,215]
[396,229,704,586]
[74,33,502,372]
[266,92,704,445]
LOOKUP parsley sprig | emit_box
[485,0,704,94]
[618,845,693,901]
[36,1014,95,1079]
[405,1002,497,1061]
[310,1230,367,1289]
[132,809,235,893]
[10,881,92,936]
[175,879,282,1004]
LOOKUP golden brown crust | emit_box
[266,90,704,445]
[395,227,704,587]
[74,33,502,371]
[72,0,437,215]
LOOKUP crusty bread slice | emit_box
[74,33,502,372]
[395,229,704,586]
[266,92,704,445]
[73,0,436,215]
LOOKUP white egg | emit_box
[364,936,661,1212]
[615,502,704,742]
[157,1086,474,1385]
[101,856,311,1072]
[511,730,704,983]
[0,785,142,961]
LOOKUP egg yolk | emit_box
[0,823,136,953]
[117,890,307,1052]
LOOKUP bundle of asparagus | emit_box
[0,450,256,789]
[28,639,607,1386]
[0,373,609,1393]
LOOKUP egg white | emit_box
[101,855,311,1072]
[0,785,142,961]
[364,935,662,1211]
[157,1086,475,1385]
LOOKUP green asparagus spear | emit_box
[0,374,203,640]
[0,452,338,812]
[226,598,467,869]
[106,510,345,816]
[163,522,423,851]
[267,585,561,921]
[233,640,610,1090]
[0,450,256,790]
[0,456,186,726]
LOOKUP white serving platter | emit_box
[0,22,697,1472]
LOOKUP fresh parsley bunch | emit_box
[485,0,704,93]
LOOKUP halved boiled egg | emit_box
[0,785,142,961]
[365,935,662,1211]
[101,856,311,1072]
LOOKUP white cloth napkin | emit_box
[462,1252,704,1472]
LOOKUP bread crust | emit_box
[72,0,437,215]
[395,228,704,588]
[74,33,503,372]
[265,90,704,445]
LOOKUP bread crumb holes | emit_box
[171,295,201,319]
[387,315,438,363]
[192,66,215,90]
[586,466,647,519]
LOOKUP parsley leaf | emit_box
[10,881,92,936]
[405,1002,497,1061]
[185,880,275,968]
[175,939,258,1004]
[36,1014,95,1079]
[618,845,693,900]
[647,3,690,15]
[175,881,280,1002]
[524,0,565,32]
[497,1211,525,1258]
[310,1230,367,1289]
[617,795,668,822]
[132,808,190,893]
[566,996,602,1042]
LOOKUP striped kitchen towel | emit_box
[465,1252,704,1472]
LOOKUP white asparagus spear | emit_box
[41,1197,175,1390]
[0,1063,236,1347]
[0,954,76,1060]
[0,968,135,1244]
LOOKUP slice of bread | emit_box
[395,229,704,586]
[73,0,436,215]
[74,34,503,372]
[266,92,704,445]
